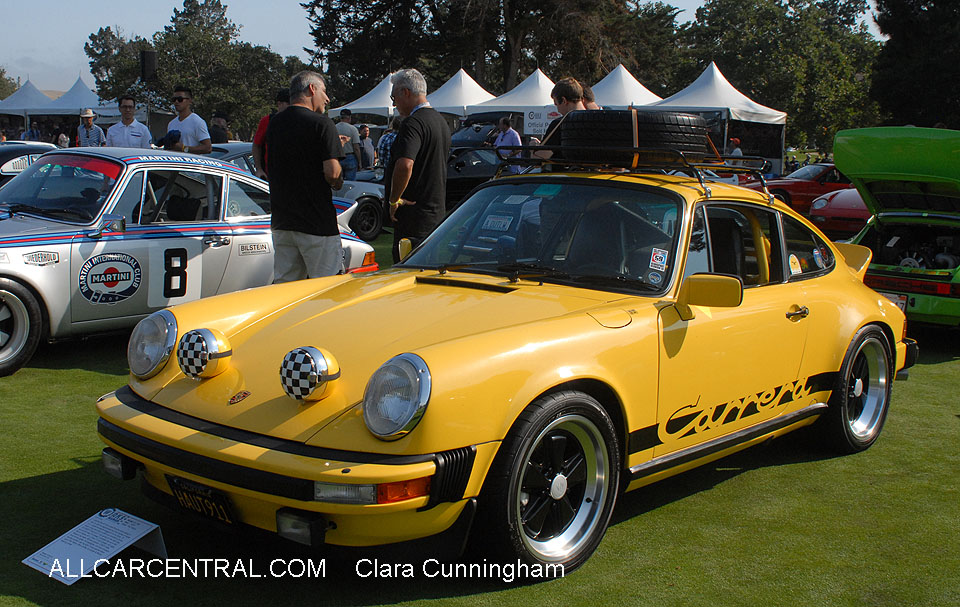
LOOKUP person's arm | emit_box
[189,138,212,154]
[251,143,266,179]
[352,142,362,161]
[389,157,415,221]
[323,158,343,191]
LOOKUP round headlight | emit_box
[127,309,177,379]
[177,328,232,379]
[280,346,340,401]
[362,353,430,440]
[811,198,828,210]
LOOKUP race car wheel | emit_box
[0,278,44,377]
[824,325,892,453]
[349,197,384,242]
[477,390,620,573]
[561,110,709,163]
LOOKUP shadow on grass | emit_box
[27,332,129,374]
[1,460,541,607]
[909,325,960,365]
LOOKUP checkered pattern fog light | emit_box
[280,347,340,401]
[176,328,232,379]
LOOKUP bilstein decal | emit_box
[79,253,142,304]
[239,243,269,256]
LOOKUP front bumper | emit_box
[96,386,496,547]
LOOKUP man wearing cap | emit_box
[335,108,362,181]
[106,95,152,148]
[77,109,106,147]
[728,137,742,157]
[165,85,212,154]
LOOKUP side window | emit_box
[781,215,835,280]
[683,206,710,278]
[704,205,783,287]
[226,178,271,217]
[140,170,222,223]
[111,171,144,224]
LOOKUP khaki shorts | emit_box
[272,230,344,283]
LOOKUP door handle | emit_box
[785,305,809,320]
[203,235,231,247]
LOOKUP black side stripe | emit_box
[628,403,828,482]
[628,425,663,453]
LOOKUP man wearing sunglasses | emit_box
[106,95,152,148]
[165,85,212,154]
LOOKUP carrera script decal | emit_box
[627,373,838,454]
[78,253,142,304]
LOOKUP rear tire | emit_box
[0,278,44,376]
[824,325,892,453]
[349,197,384,242]
[475,390,620,573]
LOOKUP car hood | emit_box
[817,188,866,211]
[834,127,960,217]
[0,213,81,242]
[148,270,622,442]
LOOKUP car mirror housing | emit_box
[88,214,126,239]
[675,273,744,321]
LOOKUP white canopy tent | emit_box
[329,73,396,119]
[651,62,786,124]
[465,69,555,115]
[591,64,661,109]
[42,77,121,119]
[0,80,52,118]
[427,69,495,116]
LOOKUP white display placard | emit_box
[22,508,167,585]
[524,105,562,138]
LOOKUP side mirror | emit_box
[397,237,413,261]
[88,214,126,239]
[675,273,743,321]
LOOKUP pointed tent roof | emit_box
[465,69,556,114]
[591,64,661,109]
[329,73,396,118]
[651,62,786,124]
[427,69,495,116]
[0,80,53,115]
[42,76,118,116]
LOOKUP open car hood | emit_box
[834,127,960,218]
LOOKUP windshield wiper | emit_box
[495,262,571,283]
[566,273,661,291]
[32,207,94,221]
[0,203,40,218]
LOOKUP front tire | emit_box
[476,391,620,572]
[824,325,892,453]
[0,278,44,376]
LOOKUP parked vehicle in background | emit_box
[809,188,870,239]
[0,148,376,376]
[744,163,854,215]
[0,143,58,187]
[839,126,960,327]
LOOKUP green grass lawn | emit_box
[1,267,957,605]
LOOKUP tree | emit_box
[872,0,960,128]
[84,27,152,103]
[0,66,17,100]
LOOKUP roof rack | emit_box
[493,145,776,203]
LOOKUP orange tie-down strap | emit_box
[631,108,639,168]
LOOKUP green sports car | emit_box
[836,127,960,326]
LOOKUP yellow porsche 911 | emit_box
[96,125,916,573]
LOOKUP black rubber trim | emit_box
[903,338,919,370]
[112,385,434,465]
[415,275,517,293]
[628,403,828,481]
[423,445,477,509]
[100,418,315,500]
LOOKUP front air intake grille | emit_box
[425,445,477,509]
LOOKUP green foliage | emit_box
[872,0,960,128]
[0,66,18,100]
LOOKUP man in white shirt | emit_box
[106,95,152,148]
[165,85,212,154]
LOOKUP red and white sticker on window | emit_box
[649,248,669,272]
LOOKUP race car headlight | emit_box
[811,198,828,210]
[127,309,177,379]
[362,353,430,440]
[177,328,232,379]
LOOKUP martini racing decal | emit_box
[79,253,142,304]
[627,372,837,453]
[239,242,269,256]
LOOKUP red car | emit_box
[745,163,854,215]
[809,188,870,238]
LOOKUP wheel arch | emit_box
[534,378,628,467]
[0,272,51,340]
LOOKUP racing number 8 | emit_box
[163,248,188,298]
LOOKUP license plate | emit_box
[166,475,236,524]
[880,292,907,311]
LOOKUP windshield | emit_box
[0,154,123,223]
[786,164,826,180]
[403,180,682,293]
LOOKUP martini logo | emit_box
[79,253,142,304]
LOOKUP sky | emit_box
[1,1,879,95]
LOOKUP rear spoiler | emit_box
[834,242,872,281]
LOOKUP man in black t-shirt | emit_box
[266,71,345,282]
[386,68,451,263]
